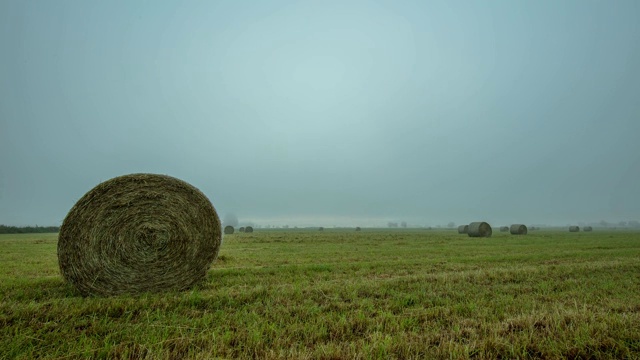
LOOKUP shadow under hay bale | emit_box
[245,226,254,233]
[224,226,234,235]
[569,226,580,232]
[457,225,468,234]
[467,222,492,238]
[584,226,593,232]
[499,226,509,232]
[57,173,221,297]
[509,224,528,235]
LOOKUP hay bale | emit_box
[224,226,235,235]
[584,226,593,232]
[569,226,580,232]
[239,227,245,233]
[467,222,492,238]
[499,226,509,232]
[457,225,469,234]
[318,227,324,231]
[509,224,528,235]
[355,227,361,231]
[57,173,221,296]
[245,226,254,233]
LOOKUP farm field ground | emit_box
[1,229,639,359]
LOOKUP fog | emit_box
[1,1,639,227]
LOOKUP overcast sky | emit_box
[1,1,639,227]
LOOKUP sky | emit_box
[1,0,639,227]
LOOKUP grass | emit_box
[1,229,639,359]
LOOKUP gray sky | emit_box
[1,1,639,227]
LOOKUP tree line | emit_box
[0,225,60,234]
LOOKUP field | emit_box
[1,229,639,359]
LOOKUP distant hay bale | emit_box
[499,226,509,232]
[355,227,361,231]
[57,173,221,296]
[224,226,234,235]
[457,225,469,234]
[239,227,245,233]
[467,222,492,238]
[319,227,324,231]
[245,226,254,233]
[569,226,580,232]
[584,226,593,232]
[509,224,528,235]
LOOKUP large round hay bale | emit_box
[318,227,324,231]
[57,173,221,296]
[584,226,593,232]
[467,222,492,238]
[224,226,235,235]
[457,225,468,234]
[245,226,254,233]
[499,226,509,232]
[239,227,245,233]
[355,227,362,231]
[509,224,528,235]
[569,226,580,232]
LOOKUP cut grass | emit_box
[1,230,639,359]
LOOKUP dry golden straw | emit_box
[57,173,221,296]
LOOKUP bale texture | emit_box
[58,173,221,296]
[509,224,528,235]
[584,226,593,232]
[457,225,469,234]
[467,222,492,238]
[499,226,509,232]
[224,226,235,235]
[245,226,254,233]
[569,226,580,232]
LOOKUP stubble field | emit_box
[1,229,639,359]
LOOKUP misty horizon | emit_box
[1,1,639,228]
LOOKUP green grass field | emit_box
[1,229,639,359]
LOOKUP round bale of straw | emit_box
[569,226,580,232]
[584,226,593,232]
[499,226,509,232]
[245,226,254,233]
[509,224,528,235]
[57,173,221,296]
[355,227,362,232]
[467,222,492,238]
[239,227,245,233]
[457,225,469,234]
[224,226,234,235]
[318,227,324,231]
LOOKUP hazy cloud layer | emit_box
[1,1,639,227]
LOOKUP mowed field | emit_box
[1,229,639,359]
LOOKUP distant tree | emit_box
[388,222,398,228]
[599,220,609,228]
[447,222,456,229]
[401,221,407,228]
[629,220,640,228]
[618,221,628,227]
[223,213,239,228]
